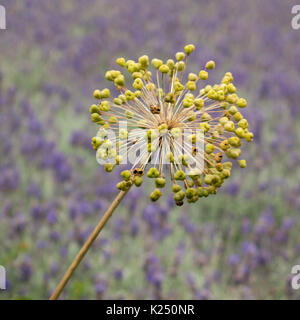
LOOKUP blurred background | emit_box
[0,0,300,300]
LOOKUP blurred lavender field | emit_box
[1,0,300,299]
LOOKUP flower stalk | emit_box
[49,189,130,300]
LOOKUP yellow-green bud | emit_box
[125,90,135,100]
[121,170,131,181]
[187,81,196,91]
[176,61,185,71]
[151,58,163,69]
[116,57,126,67]
[236,98,247,108]
[93,89,102,99]
[150,189,162,202]
[184,44,195,55]
[188,73,198,81]
[138,55,149,68]
[147,167,160,178]
[174,170,186,180]
[175,52,185,61]
[133,78,143,90]
[224,121,235,132]
[159,64,169,73]
[133,176,143,187]
[238,159,247,168]
[205,60,215,70]
[199,70,208,80]
[205,143,215,154]
[194,98,204,110]
[155,177,166,188]
[172,184,181,193]
[105,163,114,172]
[114,75,125,87]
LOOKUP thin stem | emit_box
[49,189,130,300]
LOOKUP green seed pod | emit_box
[224,121,235,132]
[155,177,166,188]
[100,88,110,98]
[233,112,243,122]
[125,90,135,100]
[174,170,186,180]
[175,52,185,61]
[165,92,176,103]
[227,83,236,93]
[114,75,125,87]
[188,73,198,81]
[151,58,163,69]
[176,61,185,71]
[99,101,110,112]
[199,122,210,133]
[184,44,195,55]
[91,113,102,122]
[91,136,102,150]
[229,136,241,147]
[146,83,156,91]
[105,71,113,81]
[105,163,115,172]
[204,174,213,185]
[229,106,238,114]
[132,72,143,79]
[199,70,208,80]
[113,98,123,105]
[138,55,149,68]
[238,119,248,129]
[226,94,238,104]
[150,189,162,202]
[133,78,143,90]
[121,170,131,181]
[187,81,196,91]
[205,60,215,70]
[133,176,143,187]
[205,143,215,154]
[159,64,169,74]
[116,57,126,67]
[186,188,197,199]
[207,89,218,100]
[244,132,254,142]
[226,148,242,159]
[172,184,182,193]
[194,98,204,110]
[174,81,185,92]
[147,167,160,178]
[90,104,100,114]
[238,159,247,168]
[236,98,247,108]
[183,98,194,108]
[235,127,245,138]
[174,190,185,201]
[117,181,126,191]
[93,89,102,99]
[166,59,175,70]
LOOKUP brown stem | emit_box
[49,189,129,300]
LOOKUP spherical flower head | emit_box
[89,44,253,205]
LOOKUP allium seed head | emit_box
[90,45,253,205]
